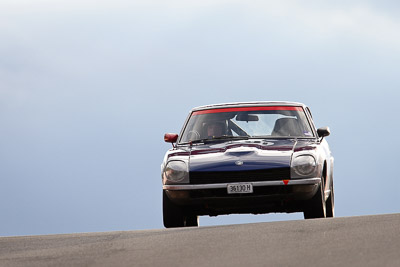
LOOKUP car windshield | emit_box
[179,106,314,143]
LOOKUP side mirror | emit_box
[164,133,178,143]
[317,127,330,138]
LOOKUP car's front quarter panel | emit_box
[291,140,321,179]
[293,138,333,197]
[319,138,334,194]
[161,147,190,184]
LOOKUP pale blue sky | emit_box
[1,0,399,236]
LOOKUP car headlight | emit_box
[163,160,189,183]
[291,155,316,177]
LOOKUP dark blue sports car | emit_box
[162,101,334,228]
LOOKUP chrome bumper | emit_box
[163,177,321,190]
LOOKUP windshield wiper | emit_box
[192,135,249,143]
[210,135,249,140]
[182,136,249,145]
[188,138,209,144]
[181,136,249,146]
[250,135,292,139]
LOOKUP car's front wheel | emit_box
[303,177,326,219]
[326,182,335,218]
[185,215,199,227]
[163,191,199,228]
[163,191,185,228]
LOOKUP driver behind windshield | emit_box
[206,121,225,138]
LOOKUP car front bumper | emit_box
[163,177,320,190]
[163,178,321,215]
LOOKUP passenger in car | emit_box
[272,118,303,136]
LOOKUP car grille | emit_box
[189,167,290,184]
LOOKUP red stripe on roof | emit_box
[193,106,303,115]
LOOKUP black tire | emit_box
[304,177,326,219]
[326,184,335,218]
[163,191,185,228]
[185,215,199,227]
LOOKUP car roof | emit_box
[191,101,307,112]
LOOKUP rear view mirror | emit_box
[236,114,259,122]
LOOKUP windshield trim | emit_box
[193,106,302,115]
[178,106,315,144]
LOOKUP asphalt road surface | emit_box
[1,213,399,267]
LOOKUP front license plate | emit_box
[227,183,253,194]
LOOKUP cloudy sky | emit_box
[1,0,399,236]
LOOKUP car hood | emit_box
[188,139,310,172]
